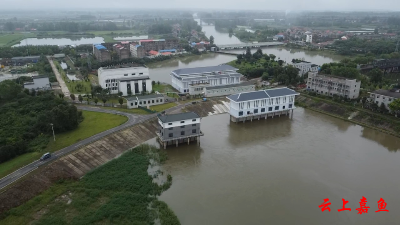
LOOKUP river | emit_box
[152,109,400,225]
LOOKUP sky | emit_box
[1,0,400,11]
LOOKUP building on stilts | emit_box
[226,87,299,123]
[156,112,204,149]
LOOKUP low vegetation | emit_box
[150,102,177,112]
[0,144,180,225]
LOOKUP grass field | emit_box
[152,83,178,93]
[0,111,128,179]
[88,74,98,85]
[150,102,177,112]
[0,144,180,225]
[54,60,92,94]
[0,33,36,47]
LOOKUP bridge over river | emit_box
[217,42,284,50]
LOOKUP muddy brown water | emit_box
[148,108,400,225]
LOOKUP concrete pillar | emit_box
[164,142,166,149]
[251,116,253,122]
[197,136,200,146]
[188,138,190,145]
[279,111,281,117]
[176,140,178,147]
[291,109,294,119]
[258,116,260,120]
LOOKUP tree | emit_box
[87,97,90,105]
[361,97,367,108]
[256,48,263,55]
[0,80,22,101]
[31,89,36,96]
[157,81,160,85]
[94,98,98,105]
[379,103,388,114]
[269,54,276,61]
[261,72,269,81]
[152,81,156,86]
[58,93,64,99]
[78,94,83,103]
[245,47,252,59]
[389,99,400,115]
[70,94,75,101]
[210,35,214,45]
[368,68,383,84]
[118,97,123,106]
[102,98,107,106]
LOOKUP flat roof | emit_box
[158,112,200,123]
[94,45,107,50]
[99,64,146,70]
[126,94,164,101]
[12,56,40,60]
[206,82,255,90]
[172,65,238,76]
[371,89,400,98]
[227,87,299,102]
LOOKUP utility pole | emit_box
[50,123,56,141]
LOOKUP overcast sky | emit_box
[1,0,400,11]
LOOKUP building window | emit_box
[192,129,196,133]
[139,101,142,104]
[181,121,185,123]
[283,106,286,109]
[192,119,196,122]
[168,123,172,125]
[254,109,258,114]
[239,111,243,116]
[181,125,185,128]
[261,108,265,112]
[148,101,150,104]
[156,99,159,103]
[124,74,128,76]
[275,106,279,110]
[132,73,135,75]
[135,102,138,105]
[130,103,133,106]
[143,101,146,105]
[192,124,196,127]
[181,131,185,135]
[268,107,272,111]
[152,100,154,103]
[168,127,173,130]
[139,73,143,75]
[289,104,293,108]
[160,99,163,102]
[169,133,173,137]
[389,98,392,101]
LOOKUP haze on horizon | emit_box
[1,0,400,12]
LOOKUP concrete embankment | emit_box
[0,99,222,215]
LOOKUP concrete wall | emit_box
[98,67,150,95]
[307,72,361,99]
[369,93,398,109]
[158,121,201,140]
[118,79,152,96]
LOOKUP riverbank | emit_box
[296,94,400,138]
[0,144,180,225]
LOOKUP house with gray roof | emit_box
[170,65,243,94]
[226,87,299,122]
[126,94,165,109]
[369,89,400,111]
[156,112,204,149]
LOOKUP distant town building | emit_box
[306,72,361,99]
[112,44,130,60]
[305,31,313,43]
[191,42,210,50]
[292,62,319,76]
[60,62,68,70]
[139,39,179,52]
[369,89,400,110]
[126,94,165,109]
[156,112,204,149]
[226,87,299,122]
[171,65,242,94]
[130,44,145,58]
[23,76,51,91]
[93,44,111,62]
[98,65,152,96]
[11,56,40,66]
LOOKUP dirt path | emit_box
[47,57,70,97]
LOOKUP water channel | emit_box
[147,18,400,225]
[152,109,400,225]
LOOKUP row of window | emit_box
[238,104,293,116]
[167,119,197,125]
[105,79,117,83]
[238,97,293,110]
[168,124,197,130]
[208,87,253,94]
[130,98,163,106]
[123,73,144,76]
[105,83,118,87]
[372,95,393,101]
[167,129,197,137]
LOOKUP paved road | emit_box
[47,57,70,97]
[0,102,193,190]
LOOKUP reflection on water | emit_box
[159,109,400,225]
[362,128,400,152]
